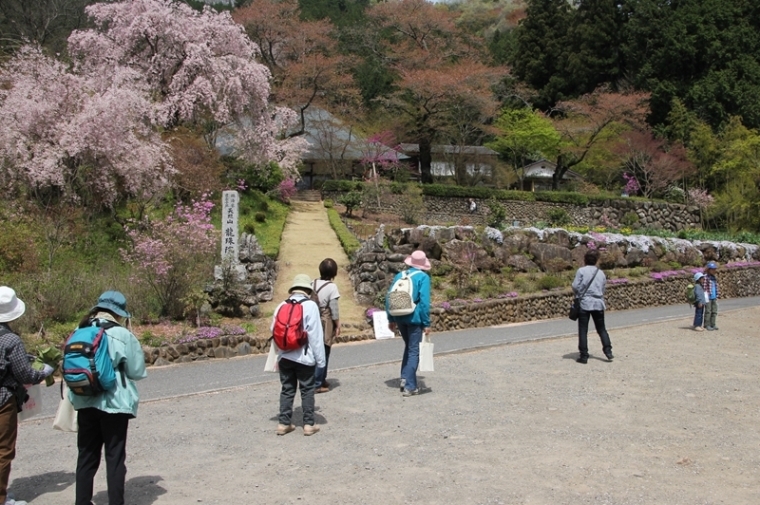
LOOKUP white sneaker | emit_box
[6,499,29,505]
[693,326,705,332]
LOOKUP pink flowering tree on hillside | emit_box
[122,194,219,318]
[67,0,305,178]
[0,46,173,208]
[0,0,305,209]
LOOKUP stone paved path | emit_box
[261,201,366,325]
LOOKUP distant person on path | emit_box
[704,261,720,331]
[692,272,708,331]
[0,287,54,505]
[313,258,341,394]
[386,250,432,396]
[71,291,147,505]
[572,250,613,364]
[271,275,325,436]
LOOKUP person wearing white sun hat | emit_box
[0,286,54,505]
[385,250,432,397]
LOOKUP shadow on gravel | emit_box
[9,470,74,502]
[268,406,327,426]
[562,353,612,363]
[93,475,166,505]
[383,378,431,395]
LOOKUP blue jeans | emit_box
[398,323,423,391]
[693,304,704,327]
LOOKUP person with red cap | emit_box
[385,250,432,396]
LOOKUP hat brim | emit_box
[288,284,313,293]
[0,298,25,323]
[404,256,431,270]
[92,302,131,319]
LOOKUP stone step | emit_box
[292,190,322,202]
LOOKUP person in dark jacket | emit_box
[571,250,613,364]
[0,287,54,505]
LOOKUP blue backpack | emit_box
[62,321,122,396]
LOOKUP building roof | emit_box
[522,159,582,180]
[214,107,407,163]
[398,144,499,156]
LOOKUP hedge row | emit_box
[322,180,365,192]
[327,208,361,257]
[322,181,658,206]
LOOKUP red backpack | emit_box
[272,299,309,351]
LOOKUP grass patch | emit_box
[327,208,361,257]
[236,191,289,258]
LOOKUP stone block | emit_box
[153,358,171,367]
[214,346,236,359]
[236,342,251,356]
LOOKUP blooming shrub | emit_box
[122,194,219,318]
[277,178,297,203]
[649,269,687,281]
[608,278,630,285]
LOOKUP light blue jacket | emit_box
[572,266,607,312]
[69,315,147,417]
[386,267,431,327]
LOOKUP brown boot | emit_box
[303,424,320,436]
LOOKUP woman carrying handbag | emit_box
[571,250,613,364]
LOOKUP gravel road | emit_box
[12,306,760,505]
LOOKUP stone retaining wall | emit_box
[144,325,374,367]
[145,265,759,365]
[323,191,700,231]
[430,266,760,331]
[349,225,760,306]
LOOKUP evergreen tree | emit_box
[510,0,572,108]
[622,0,760,129]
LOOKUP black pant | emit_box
[278,358,316,426]
[578,310,612,358]
[76,408,131,505]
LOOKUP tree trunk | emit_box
[419,136,433,183]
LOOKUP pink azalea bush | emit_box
[122,194,219,318]
[277,179,298,203]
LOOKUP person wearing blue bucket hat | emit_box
[90,291,131,319]
[703,262,720,330]
[70,291,146,505]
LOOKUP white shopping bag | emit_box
[18,384,43,422]
[53,384,78,432]
[264,339,279,373]
[418,334,434,372]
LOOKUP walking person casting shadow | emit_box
[571,250,614,364]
